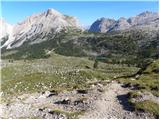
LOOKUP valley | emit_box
[0,52,159,119]
[0,8,159,119]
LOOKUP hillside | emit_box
[2,28,158,67]
[1,8,82,49]
[89,11,158,33]
[0,9,159,119]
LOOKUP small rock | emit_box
[55,98,71,105]
[77,89,88,94]
[74,99,84,105]
[130,78,136,81]
[97,88,104,92]
[91,84,95,88]
[122,83,131,88]
[38,108,45,112]
[135,74,140,79]
[85,66,91,69]
[97,83,103,88]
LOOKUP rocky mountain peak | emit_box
[89,11,158,33]
[45,8,62,17]
[0,18,13,39]
[109,17,130,31]
[99,18,115,22]
[1,8,82,49]
[118,17,126,21]
[138,11,156,17]
[89,18,116,33]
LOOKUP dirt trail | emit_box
[0,81,154,119]
[80,81,152,119]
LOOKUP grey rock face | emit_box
[1,8,82,49]
[128,11,158,26]
[109,17,131,31]
[89,11,159,33]
[89,18,116,33]
[0,19,13,40]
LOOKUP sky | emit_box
[0,1,159,26]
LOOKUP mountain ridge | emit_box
[1,10,159,62]
[89,11,158,33]
[1,8,82,49]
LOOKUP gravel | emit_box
[80,81,155,119]
[0,81,156,119]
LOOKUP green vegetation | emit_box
[128,91,142,98]
[143,60,159,73]
[128,95,159,119]
[2,29,158,67]
[1,29,159,118]
[127,91,159,118]
[93,59,99,69]
[118,60,159,96]
[133,100,159,118]
[1,52,139,100]
[124,60,159,118]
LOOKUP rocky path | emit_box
[0,81,155,119]
[80,81,153,119]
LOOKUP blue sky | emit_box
[1,1,158,26]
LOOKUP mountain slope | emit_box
[0,19,13,39]
[89,18,116,33]
[89,11,158,33]
[1,8,82,49]
[2,28,158,66]
[1,10,159,66]
[0,19,14,46]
